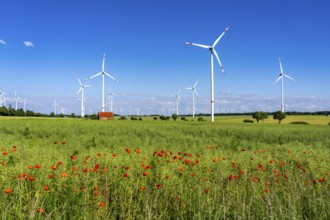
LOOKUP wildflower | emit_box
[134,149,141,154]
[123,173,129,178]
[139,186,146,191]
[143,172,148,176]
[312,179,318,184]
[1,161,6,166]
[48,174,54,179]
[36,208,45,213]
[70,155,76,160]
[204,188,210,194]
[156,184,162,189]
[2,151,8,155]
[99,202,105,208]
[4,188,13,193]
[93,164,100,172]
[83,168,90,173]
[44,185,49,191]
[178,167,184,171]
[319,178,326,183]
[61,141,66,145]
[125,148,131,154]
[29,176,34,181]
[51,165,57,170]
[35,164,41,169]
[53,141,58,144]
[57,161,63,165]
[112,153,116,157]
[72,166,78,171]
[265,188,271,193]
[305,180,309,187]
[265,182,270,186]
[240,170,245,175]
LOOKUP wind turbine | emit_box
[22,98,27,112]
[0,91,9,107]
[86,54,118,112]
[12,91,22,111]
[52,100,60,115]
[107,88,118,112]
[185,26,230,122]
[76,77,91,118]
[175,89,182,116]
[273,58,296,113]
[185,80,199,117]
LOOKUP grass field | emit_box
[0,116,329,219]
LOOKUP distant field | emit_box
[0,116,329,219]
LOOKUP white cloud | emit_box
[23,41,34,47]
[0,39,6,45]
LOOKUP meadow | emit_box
[0,115,329,219]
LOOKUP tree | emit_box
[252,111,268,122]
[50,112,55,117]
[273,111,286,124]
[171,114,178,121]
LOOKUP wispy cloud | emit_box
[0,39,6,45]
[23,41,34,47]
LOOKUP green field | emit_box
[0,116,329,219]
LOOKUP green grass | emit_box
[0,116,329,219]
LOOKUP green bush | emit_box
[290,121,309,125]
[243,119,254,123]
[197,117,205,122]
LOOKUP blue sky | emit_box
[1,0,329,115]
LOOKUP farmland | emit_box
[0,116,329,219]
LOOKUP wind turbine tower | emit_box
[185,80,199,117]
[273,58,296,113]
[52,100,60,115]
[12,91,22,111]
[175,89,181,116]
[86,54,118,112]
[76,77,91,118]
[185,26,230,122]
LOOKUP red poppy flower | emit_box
[51,165,57,170]
[1,161,6,166]
[44,185,49,191]
[4,188,13,193]
[143,172,148,176]
[123,173,129,178]
[35,164,41,169]
[156,184,162,189]
[36,208,45,213]
[70,155,76,160]
[99,202,105,208]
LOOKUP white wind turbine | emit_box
[185,26,230,122]
[22,98,27,112]
[273,58,296,113]
[0,91,9,107]
[185,80,199,117]
[52,100,60,115]
[175,89,182,116]
[12,91,22,111]
[86,54,118,112]
[76,77,91,118]
[107,88,118,112]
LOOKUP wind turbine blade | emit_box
[185,87,192,90]
[283,74,296,81]
[76,88,82,95]
[273,76,282,84]
[279,58,283,74]
[194,89,199,96]
[104,72,117,81]
[194,80,198,88]
[102,54,106,72]
[77,78,82,86]
[86,72,102,80]
[85,85,92,88]
[185,42,211,49]
[213,49,225,74]
[213,26,230,47]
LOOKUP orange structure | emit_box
[98,112,114,120]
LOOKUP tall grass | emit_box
[0,118,329,219]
